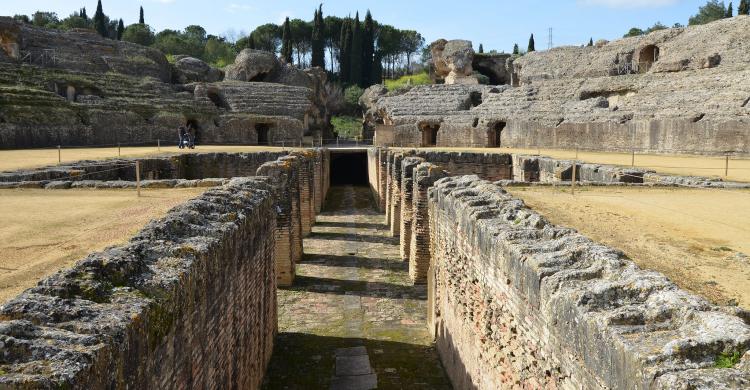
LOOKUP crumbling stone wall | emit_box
[0,178,279,389]
[427,175,750,389]
[409,162,448,284]
[399,157,425,261]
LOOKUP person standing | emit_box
[178,126,187,149]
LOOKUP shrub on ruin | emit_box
[689,0,730,25]
[122,23,155,46]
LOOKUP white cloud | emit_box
[578,0,679,8]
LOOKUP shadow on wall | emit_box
[262,333,452,389]
[436,323,478,390]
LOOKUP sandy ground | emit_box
[0,188,206,304]
[0,145,293,173]
[399,146,750,183]
[506,186,750,309]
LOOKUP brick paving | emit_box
[262,185,451,389]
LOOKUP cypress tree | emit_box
[139,6,145,24]
[80,7,88,20]
[528,34,535,52]
[478,44,484,53]
[362,11,375,86]
[726,2,734,17]
[311,6,325,68]
[281,17,293,64]
[513,43,519,55]
[339,19,352,83]
[588,38,594,46]
[117,19,124,40]
[372,51,383,85]
[350,12,363,86]
[94,0,108,38]
[740,0,749,15]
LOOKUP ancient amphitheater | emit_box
[0,14,749,390]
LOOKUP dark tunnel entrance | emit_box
[330,150,368,186]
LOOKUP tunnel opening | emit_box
[256,123,270,145]
[419,122,440,147]
[329,150,368,186]
[638,45,659,73]
[488,121,505,147]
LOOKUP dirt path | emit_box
[263,186,450,389]
[507,186,750,309]
[0,188,206,303]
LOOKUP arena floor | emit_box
[0,188,206,303]
[507,185,750,309]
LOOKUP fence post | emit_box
[575,146,579,160]
[631,150,635,167]
[58,145,61,164]
[571,162,577,196]
[157,139,161,152]
[725,154,730,178]
[135,161,141,198]
[118,143,121,157]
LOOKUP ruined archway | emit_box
[488,121,505,147]
[256,123,271,145]
[638,45,660,73]
[418,122,440,147]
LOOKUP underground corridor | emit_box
[261,153,451,389]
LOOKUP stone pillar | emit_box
[291,152,314,236]
[385,151,392,226]
[257,160,298,286]
[312,149,324,213]
[279,155,304,265]
[389,153,404,237]
[378,148,389,211]
[410,163,449,284]
[400,157,425,261]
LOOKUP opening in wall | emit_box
[488,121,505,147]
[330,151,368,186]
[186,119,202,144]
[638,45,659,73]
[256,123,270,145]
[419,123,440,147]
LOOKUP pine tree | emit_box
[117,19,124,40]
[740,0,749,15]
[281,17,293,64]
[588,38,594,46]
[527,34,535,52]
[362,11,375,86]
[478,44,484,53]
[93,0,108,38]
[339,19,352,83]
[139,6,145,24]
[350,12,363,87]
[727,2,734,17]
[513,43,519,55]
[311,6,325,68]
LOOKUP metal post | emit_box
[337,138,340,147]
[118,143,121,157]
[725,155,730,177]
[57,145,61,164]
[157,139,161,152]
[135,161,141,198]
[631,150,635,167]
[571,162,577,196]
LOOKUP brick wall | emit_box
[409,162,448,284]
[427,175,750,389]
[0,178,279,389]
[399,157,424,261]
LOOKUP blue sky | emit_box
[6,0,718,52]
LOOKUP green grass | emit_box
[715,351,742,368]
[331,116,362,139]
[384,72,432,90]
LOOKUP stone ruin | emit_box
[0,18,334,149]
[363,17,750,155]
[0,147,748,388]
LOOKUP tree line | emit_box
[12,2,425,87]
[238,7,424,87]
[625,0,747,38]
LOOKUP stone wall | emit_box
[0,178,279,388]
[426,175,750,389]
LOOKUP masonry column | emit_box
[291,152,314,236]
[385,150,393,226]
[279,155,304,265]
[410,162,449,284]
[378,147,389,211]
[257,160,298,286]
[400,157,425,261]
[389,153,404,237]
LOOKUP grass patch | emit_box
[715,351,742,368]
[384,72,432,90]
[712,246,733,252]
[331,116,362,139]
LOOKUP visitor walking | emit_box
[178,126,187,149]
